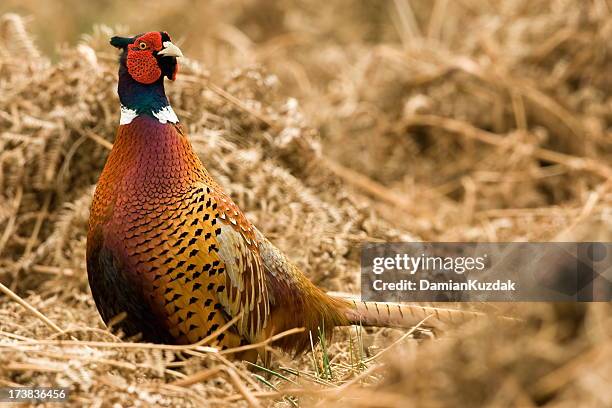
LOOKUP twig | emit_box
[0,186,22,258]
[20,191,51,260]
[476,206,608,218]
[318,155,413,212]
[403,114,612,179]
[361,315,431,364]
[0,338,217,353]
[337,363,384,392]
[12,191,53,289]
[393,0,422,43]
[172,364,261,407]
[427,0,449,40]
[554,183,608,240]
[531,343,610,397]
[213,352,262,391]
[222,387,334,402]
[171,366,224,387]
[4,362,62,372]
[0,323,303,357]
[84,130,113,150]
[31,264,76,276]
[207,82,279,130]
[219,327,305,355]
[0,281,65,335]
[223,365,262,408]
[0,329,32,341]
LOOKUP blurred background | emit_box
[2,1,610,211]
[0,1,610,406]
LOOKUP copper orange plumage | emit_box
[87,32,488,362]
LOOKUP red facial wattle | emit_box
[126,32,164,84]
[126,51,161,84]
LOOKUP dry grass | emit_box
[0,1,611,407]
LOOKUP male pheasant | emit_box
[87,32,485,361]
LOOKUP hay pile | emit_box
[0,1,611,406]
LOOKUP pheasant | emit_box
[87,32,488,361]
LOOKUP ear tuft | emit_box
[110,36,135,50]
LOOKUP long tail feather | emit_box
[328,293,517,329]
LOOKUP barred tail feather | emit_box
[340,299,486,329]
[327,292,519,329]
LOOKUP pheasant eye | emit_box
[138,42,148,50]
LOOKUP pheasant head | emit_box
[109,31,183,124]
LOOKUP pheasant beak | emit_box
[158,41,183,58]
